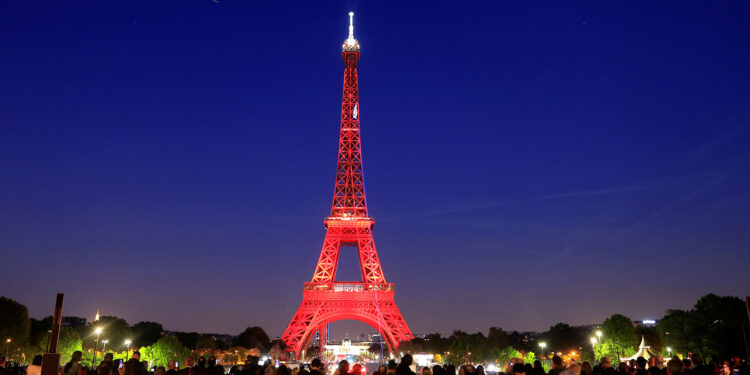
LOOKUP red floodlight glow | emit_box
[280,12,413,356]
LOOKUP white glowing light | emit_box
[342,11,360,50]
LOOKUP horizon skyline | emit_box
[14,295,699,339]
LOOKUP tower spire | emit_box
[342,11,360,52]
[348,12,355,40]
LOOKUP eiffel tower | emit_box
[281,12,413,356]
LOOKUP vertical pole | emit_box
[42,293,64,375]
[744,297,750,361]
[93,332,100,369]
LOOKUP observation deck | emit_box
[303,282,394,292]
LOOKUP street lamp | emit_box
[93,328,102,367]
[102,340,108,353]
[5,339,11,359]
[539,342,546,357]
[124,340,132,360]
[667,347,672,355]
[596,331,602,340]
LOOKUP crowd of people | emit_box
[0,352,747,375]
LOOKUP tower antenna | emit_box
[348,12,355,40]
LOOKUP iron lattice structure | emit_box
[281,13,413,356]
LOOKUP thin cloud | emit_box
[535,183,662,200]
[645,176,725,221]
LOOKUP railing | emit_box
[303,282,394,292]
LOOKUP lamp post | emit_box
[667,347,672,356]
[5,338,11,359]
[596,331,602,341]
[93,328,102,367]
[590,337,598,362]
[539,342,547,357]
[124,340,132,360]
[102,340,108,353]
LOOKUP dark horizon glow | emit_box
[1,1,749,340]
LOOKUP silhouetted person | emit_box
[667,359,684,375]
[387,362,398,375]
[125,351,146,375]
[64,352,84,375]
[397,355,416,375]
[533,360,546,375]
[731,356,749,375]
[27,355,43,375]
[635,358,648,375]
[167,360,178,375]
[241,354,261,375]
[337,361,350,375]
[549,356,564,375]
[309,359,324,375]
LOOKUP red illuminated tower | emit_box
[281,12,413,356]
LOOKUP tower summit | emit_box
[342,12,360,52]
[281,12,413,356]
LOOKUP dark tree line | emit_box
[398,294,749,363]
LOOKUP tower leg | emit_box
[318,324,327,356]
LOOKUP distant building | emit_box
[62,316,87,328]
[633,319,658,327]
[324,339,370,360]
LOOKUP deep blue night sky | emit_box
[2,1,749,339]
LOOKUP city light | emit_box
[591,337,597,345]
[596,330,602,339]
[95,328,102,334]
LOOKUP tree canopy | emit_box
[234,326,270,351]
[131,321,163,348]
[0,296,31,351]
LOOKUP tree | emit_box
[602,314,638,356]
[487,327,510,352]
[29,316,53,349]
[195,336,217,350]
[269,341,286,361]
[508,331,531,352]
[175,332,200,350]
[658,309,698,356]
[540,323,584,353]
[659,294,747,359]
[139,336,192,368]
[489,346,522,367]
[0,296,31,353]
[447,332,486,363]
[28,327,83,364]
[425,333,450,354]
[86,316,132,353]
[131,322,163,348]
[524,351,536,365]
[594,338,626,364]
[235,327,270,351]
[399,338,426,354]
